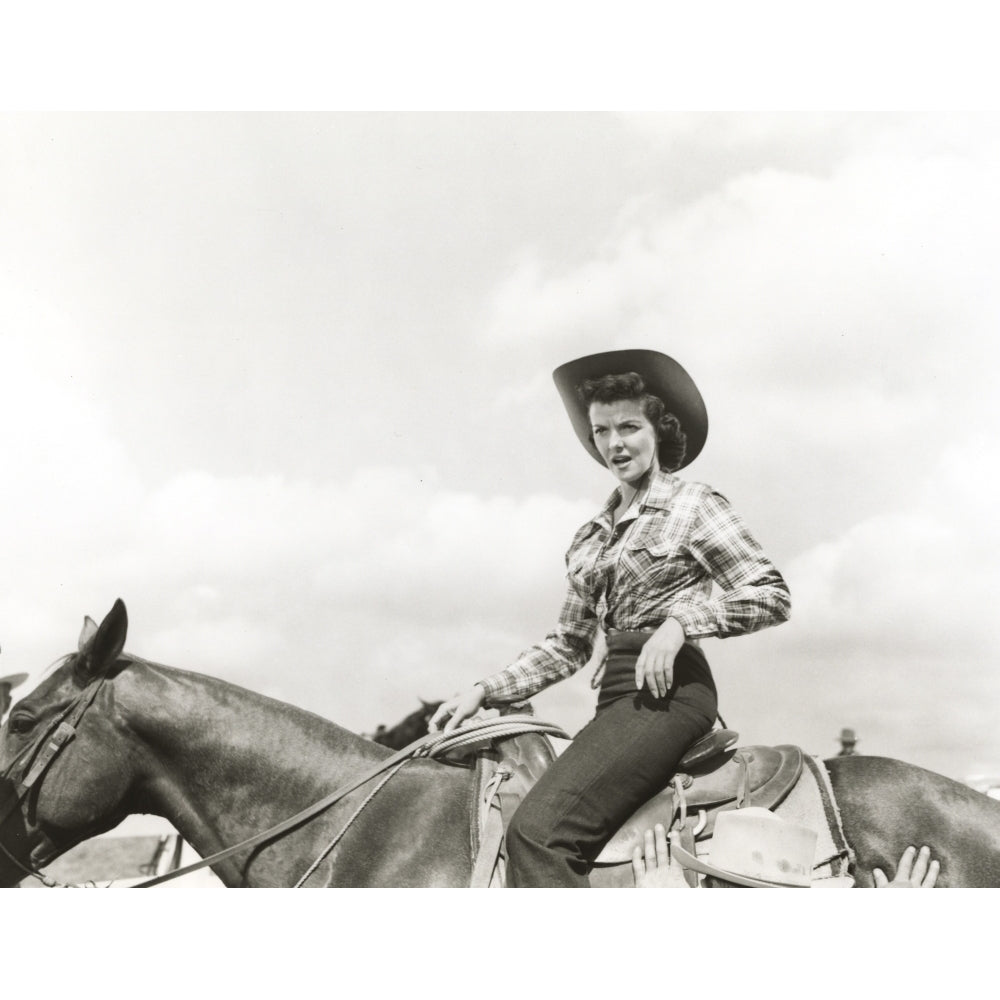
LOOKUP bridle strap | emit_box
[0,674,110,885]
[0,675,109,817]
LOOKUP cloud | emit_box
[786,430,1000,656]
[1,321,596,732]
[5,114,999,785]
[481,119,1000,389]
[135,472,594,733]
[732,429,1000,778]
[481,232,669,345]
[469,118,1000,779]
[0,217,599,739]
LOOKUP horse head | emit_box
[0,599,137,886]
[371,698,444,750]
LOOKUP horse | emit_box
[368,699,443,750]
[2,600,1000,888]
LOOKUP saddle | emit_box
[594,741,803,864]
[471,727,804,886]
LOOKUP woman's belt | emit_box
[605,628,656,655]
[595,629,713,707]
[593,629,654,698]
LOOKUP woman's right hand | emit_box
[428,685,486,734]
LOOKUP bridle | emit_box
[0,656,403,889]
[0,665,111,887]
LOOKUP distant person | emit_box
[431,349,791,887]
[632,810,939,888]
[837,727,859,756]
[0,671,29,721]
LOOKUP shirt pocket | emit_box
[621,520,679,585]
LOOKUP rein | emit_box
[0,673,111,887]
[133,714,569,888]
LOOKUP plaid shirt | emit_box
[478,469,791,705]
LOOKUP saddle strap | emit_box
[735,750,754,808]
[672,774,689,829]
[677,825,699,888]
[470,763,512,888]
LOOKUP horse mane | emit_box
[110,651,376,751]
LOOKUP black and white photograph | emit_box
[1,5,997,989]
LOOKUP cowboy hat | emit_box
[0,673,29,689]
[670,807,821,888]
[552,349,708,471]
[838,727,857,742]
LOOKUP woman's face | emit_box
[588,399,660,487]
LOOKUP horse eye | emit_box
[8,714,35,735]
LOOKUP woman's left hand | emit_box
[635,618,686,698]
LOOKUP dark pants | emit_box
[505,641,718,887]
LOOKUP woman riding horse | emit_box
[4,598,999,887]
[430,349,792,887]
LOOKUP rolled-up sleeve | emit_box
[667,491,791,639]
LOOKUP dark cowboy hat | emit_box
[552,349,708,470]
[0,673,29,689]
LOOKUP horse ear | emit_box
[78,616,99,654]
[77,599,128,682]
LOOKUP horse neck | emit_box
[114,661,388,878]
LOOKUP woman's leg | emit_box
[505,648,717,887]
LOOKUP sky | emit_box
[2,110,999,784]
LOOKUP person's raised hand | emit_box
[873,845,940,888]
[631,824,688,888]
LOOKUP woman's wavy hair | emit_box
[578,372,687,472]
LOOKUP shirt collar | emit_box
[592,469,678,529]
[642,469,680,511]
